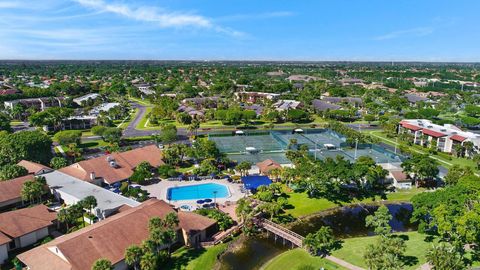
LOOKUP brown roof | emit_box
[17,160,52,175]
[18,199,215,270]
[391,171,409,183]
[178,211,217,234]
[0,174,35,204]
[0,232,10,245]
[0,204,56,239]
[256,159,282,174]
[59,145,164,184]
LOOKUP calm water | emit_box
[217,235,287,270]
[218,203,414,270]
[289,203,415,237]
[167,183,229,201]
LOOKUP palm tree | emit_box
[91,258,113,270]
[463,141,474,157]
[453,143,464,158]
[235,198,253,223]
[57,208,72,232]
[82,196,98,224]
[139,252,157,270]
[124,245,143,270]
[188,119,200,137]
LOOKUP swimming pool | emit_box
[167,183,229,201]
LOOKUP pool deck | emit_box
[141,179,246,210]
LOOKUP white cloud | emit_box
[374,27,434,40]
[73,0,245,37]
[216,11,295,22]
[0,1,21,9]
[74,0,207,27]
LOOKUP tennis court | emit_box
[208,129,404,165]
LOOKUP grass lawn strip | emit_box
[331,231,436,270]
[262,248,348,270]
[166,243,228,270]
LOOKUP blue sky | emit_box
[0,0,479,61]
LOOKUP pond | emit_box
[289,202,415,238]
[217,235,288,270]
[217,203,414,270]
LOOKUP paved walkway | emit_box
[325,255,365,270]
[56,145,66,157]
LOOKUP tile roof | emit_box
[400,121,422,131]
[60,145,164,184]
[256,159,282,174]
[451,134,467,142]
[312,99,342,111]
[18,199,215,270]
[0,232,10,245]
[0,174,35,204]
[17,160,52,175]
[0,204,56,239]
[390,171,409,182]
[422,128,446,138]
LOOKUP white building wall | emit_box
[0,244,8,264]
[19,227,48,248]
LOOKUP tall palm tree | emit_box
[139,252,157,270]
[91,258,113,270]
[188,119,200,137]
[57,208,72,232]
[235,198,253,223]
[124,245,142,270]
[463,141,474,157]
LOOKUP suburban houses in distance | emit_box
[0,61,480,270]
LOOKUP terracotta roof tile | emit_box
[59,145,164,184]
[18,199,215,270]
[0,175,35,204]
[17,160,52,175]
[422,128,446,138]
[451,134,467,142]
[256,159,282,174]
[0,232,10,245]
[0,204,56,238]
[400,121,422,131]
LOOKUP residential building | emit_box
[0,205,57,264]
[90,102,120,116]
[0,175,35,210]
[177,105,205,118]
[399,119,480,156]
[181,97,220,108]
[134,83,154,95]
[42,170,140,219]
[72,93,100,106]
[256,159,282,176]
[17,160,52,175]
[17,199,216,270]
[339,78,364,86]
[273,100,302,111]
[322,97,363,107]
[286,75,318,82]
[4,97,64,111]
[60,145,165,186]
[404,94,429,105]
[243,104,264,116]
[234,92,280,103]
[312,99,342,112]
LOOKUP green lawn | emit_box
[285,187,425,218]
[263,248,347,270]
[129,97,154,107]
[10,121,23,126]
[116,108,139,129]
[166,244,228,270]
[331,231,436,270]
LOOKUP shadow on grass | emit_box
[164,248,207,270]
[80,142,99,148]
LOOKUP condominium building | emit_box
[399,119,480,156]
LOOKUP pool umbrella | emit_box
[204,199,212,203]
[196,200,204,204]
